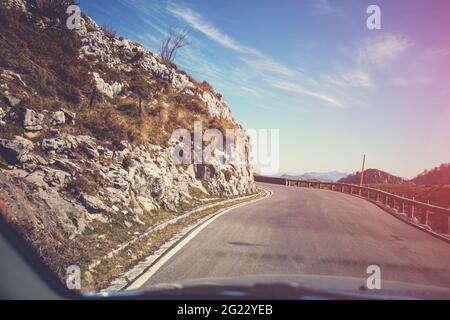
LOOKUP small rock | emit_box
[50,111,66,125]
[83,271,94,285]
[44,168,70,188]
[124,220,132,228]
[4,95,21,107]
[23,108,44,131]
[34,155,48,166]
[60,108,76,124]
[50,128,60,137]
[0,136,34,164]
[54,158,81,176]
[118,140,131,150]
[24,131,40,139]
[76,135,99,158]
[41,138,66,153]
[0,107,6,120]
[112,205,120,212]
[80,194,108,213]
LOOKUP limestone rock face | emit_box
[74,15,234,122]
[0,130,255,238]
[0,1,256,240]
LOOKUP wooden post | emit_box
[411,197,415,220]
[359,154,366,196]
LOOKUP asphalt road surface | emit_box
[140,182,450,289]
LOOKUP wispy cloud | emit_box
[324,69,372,88]
[167,4,293,77]
[313,0,345,16]
[167,5,243,52]
[166,3,349,108]
[269,79,343,108]
[240,55,293,77]
[356,34,412,66]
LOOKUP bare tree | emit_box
[159,27,192,63]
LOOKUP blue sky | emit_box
[79,0,450,178]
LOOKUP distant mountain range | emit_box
[281,171,349,183]
[337,169,406,185]
[280,163,450,185]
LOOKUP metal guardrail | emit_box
[255,176,450,235]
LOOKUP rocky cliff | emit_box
[0,0,255,276]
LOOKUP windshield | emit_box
[1,0,450,300]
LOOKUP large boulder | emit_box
[0,136,34,164]
[23,108,44,131]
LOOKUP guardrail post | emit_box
[425,209,429,226]
[399,201,405,214]
[447,216,450,235]
[411,198,415,221]
[376,192,379,202]
[425,201,430,226]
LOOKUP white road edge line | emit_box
[126,188,274,291]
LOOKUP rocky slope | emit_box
[0,0,255,278]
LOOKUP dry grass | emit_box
[66,174,100,197]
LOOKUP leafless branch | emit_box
[159,27,192,63]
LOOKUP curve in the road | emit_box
[136,182,450,290]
